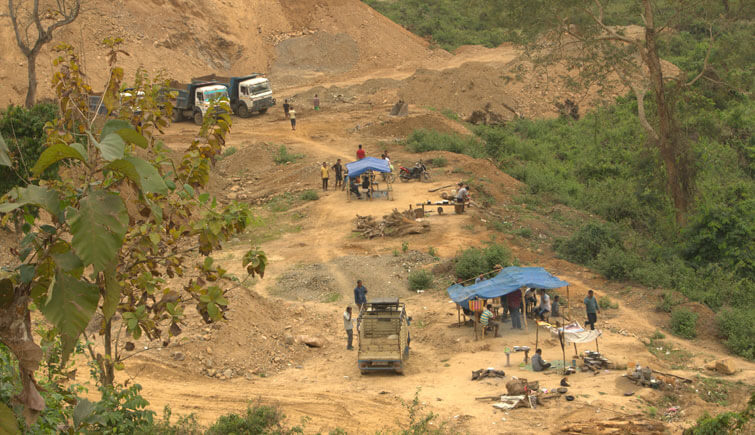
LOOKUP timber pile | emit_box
[471,368,505,381]
[581,350,618,373]
[355,209,430,238]
[560,416,666,434]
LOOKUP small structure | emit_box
[345,157,393,201]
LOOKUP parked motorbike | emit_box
[399,160,431,182]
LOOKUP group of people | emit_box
[320,159,345,191]
[281,94,321,131]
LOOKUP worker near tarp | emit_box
[508,289,523,330]
[480,304,499,337]
[354,280,367,310]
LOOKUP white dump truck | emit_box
[192,74,276,118]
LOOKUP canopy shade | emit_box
[345,157,391,178]
[447,266,569,304]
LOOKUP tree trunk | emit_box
[641,0,694,225]
[0,284,45,423]
[25,52,38,108]
[102,318,115,387]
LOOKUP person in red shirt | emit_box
[356,144,366,160]
[508,290,523,329]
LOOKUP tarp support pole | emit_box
[566,285,570,319]
[595,336,600,353]
[520,287,527,328]
[535,322,539,350]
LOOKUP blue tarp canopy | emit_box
[447,266,569,305]
[345,157,391,178]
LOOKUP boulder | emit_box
[715,359,736,375]
[297,335,327,348]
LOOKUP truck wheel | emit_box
[238,104,250,118]
[395,366,404,375]
[258,108,268,114]
[360,369,368,375]
[193,111,203,126]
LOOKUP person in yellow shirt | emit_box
[320,162,330,191]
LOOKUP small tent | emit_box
[447,266,569,304]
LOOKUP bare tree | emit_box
[8,0,81,107]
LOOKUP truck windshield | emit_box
[248,83,271,95]
[204,89,228,101]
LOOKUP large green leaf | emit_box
[0,133,11,167]
[100,119,132,139]
[116,128,148,149]
[0,185,62,216]
[39,272,99,363]
[0,402,20,435]
[102,263,120,322]
[106,156,168,195]
[31,143,88,176]
[69,190,128,272]
[89,131,125,162]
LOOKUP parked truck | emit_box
[168,81,230,125]
[357,298,410,374]
[192,74,276,118]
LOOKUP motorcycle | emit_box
[399,160,431,182]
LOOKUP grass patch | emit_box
[645,337,693,369]
[322,292,342,303]
[427,157,448,167]
[514,227,533,238]
[408,270,433,291]
[299,189,319,201]
[273,145,303,165]
[599,295,619,309]
[670,308,698,339]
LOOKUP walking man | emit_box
[289,105,296,130]
[354,280,367,311]
[320,162,329,191]
[313,94,320,111]
[344,306,354,350]
[332,159,343,190]
[584,290,600,330]
[356,144,366,160]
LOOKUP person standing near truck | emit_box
[344,306,354,350]
[313,94,320,111]
[332,159,343,190]
[354,280,368,311]
[289,106,296,131]
[283,99,290,118]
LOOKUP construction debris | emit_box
[355,209,430,238]
[506,378,539,395]
[580,350,621,373]
[471,368,505,381]
[560,416,666,434]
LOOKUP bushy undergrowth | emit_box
[273,145,303,165]
[454,243,511,280]
[683,392,754,435]
[405,129,484,158]
[408,269,433,291]
[206,404,302,435]
[670,308,698,339]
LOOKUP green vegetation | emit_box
[427,157,448,167]
[716,307,755,360]
[273,145,304,165]
[221,146,238,159]
[684,392,754,435]
[405,129,483,157]
[670,308,698,339]
[207,404,302,435]
[645,338,693,369]
[408,269,433,291]
[299,189,319,201]
[402,240,409,253]
[454,243,511,280]
[322,292,342,303]
[0,103,58,195]
[428,246,439,259]
[598,296,618,310]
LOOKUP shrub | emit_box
[405,129,484,158]
[670,308,698,339]
[683,392,754,435]
[454,243,511,280]
[716,307,755,360]
[273,145,303,164]
[593,246,640,281]
[514,227,533,238]
[299,189,319,201]
[428,246,439,259]
[221,146,238,158]
[206,404,301,435]
[598,296,618,309]
[657,291,681,313]
[0,103,58,195]
[553,222,623,265]
[427,157,448,167]
[408,270,433,291]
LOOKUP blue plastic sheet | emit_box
[447,266,569,304]
[345,157,391,178]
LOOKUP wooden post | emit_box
[560,329,566,374]
[520,288,527,328]
[535,322,539,350]
[457,304,461,327]
[573,343,579,358]
[474,312,479,341]
[595,336,600,353]
[566,285,570,319]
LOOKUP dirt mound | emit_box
[0,0,437,105]
[361,112,471,139]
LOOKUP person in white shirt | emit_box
[535,289,551,320]
[344,306,354,350]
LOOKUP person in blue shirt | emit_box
[584,290,600,330]
[354,280,368,310]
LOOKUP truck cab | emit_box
[169,81,229,125]
[235,76,275,117]
[357,298,410,374]
[194,84,229,118]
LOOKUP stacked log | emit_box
[355,209,430,238]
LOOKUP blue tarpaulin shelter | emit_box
[447,266,569,305]
[345,157,391,178]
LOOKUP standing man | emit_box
[313,94,320,111]
[356,144,366,160]
[332,159,343,190]
[289,105,296,131]
[354,280,367,311]
[456,183,469,213]
[584,290,600,330]
[344,306,354,350]
[320,162,329,191]
[508,289,523,330]
[283,99,290,118]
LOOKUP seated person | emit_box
[531,348,551,372]
[479,304,499,337]
[349,176,362,199]
[552,295,560,318]
[524,287,537,315]
[535,289,551,320]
